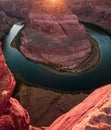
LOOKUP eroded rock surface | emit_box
[70,0,111,32]
[0,98,30,130]
[47,84,111,130]
[20,13,99,73]
[0,45,15,116]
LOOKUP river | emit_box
[2,23,111,91]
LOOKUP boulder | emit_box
[0,42,31,130]
[0,98,30,130]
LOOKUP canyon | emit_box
[0,0,100,73]
[0,0,111,130]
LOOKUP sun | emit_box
[50,0,64,6]
[32,0,71,16]
[51,0,58,3]
[42,0,71,16]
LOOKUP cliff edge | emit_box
[48,84,111,130]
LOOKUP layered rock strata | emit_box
[0,98,30,130]
[0,9,14,115]
[70,0,111,32]
[0,45,15,116]
[47,84,111,130]
[0,9,31,130]
[1,46,111,130]
[0,39,30,129]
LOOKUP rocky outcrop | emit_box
[0,9,12,38]
[20,13,99,73]
[14,84,111,130]
[0,41,31,129]
[0,98,30,130]
[0,45,15,116]
[70,0,111,32]
[0,0,31,19]
[0,42,32,130]
[15,84,88,127]
[47,84,111,130]
[0,9,14,115]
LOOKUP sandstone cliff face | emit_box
[70,0,111,31]
[0,8,31,129]
[47,84,111,130]
[0,45,15,116]
[0,42,33,130]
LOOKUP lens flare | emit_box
[52,0,58,3]
[42,0,70,16]
[32,0,71,16]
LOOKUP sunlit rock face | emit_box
[0,9,12,38]
[0,8,14,117]
[0,46,15,116]
[0,42,31,130]
[47,84,111,130]
[0,98,30,130]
